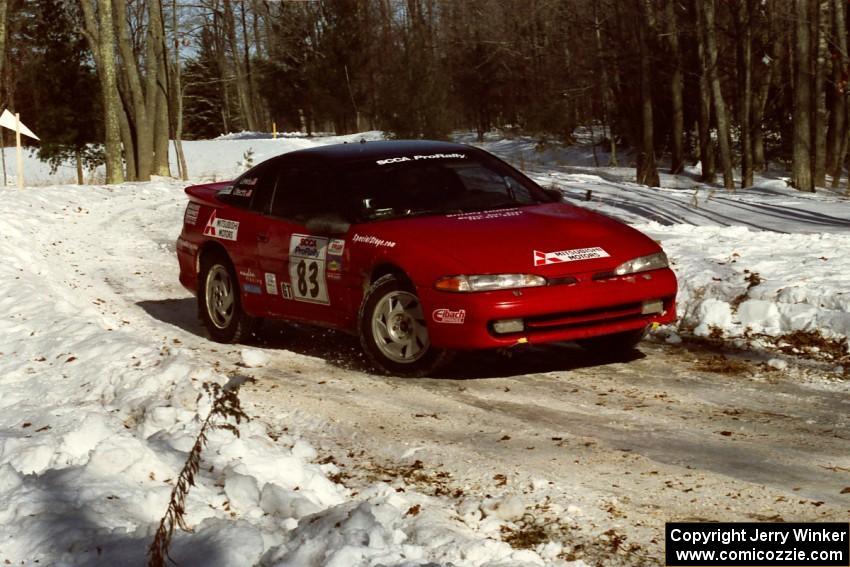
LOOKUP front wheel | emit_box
[359,274,452,376]
[198,251,256,343]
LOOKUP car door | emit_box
[255,157,350,327]
[217,160,281,315]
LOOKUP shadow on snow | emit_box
[137,297,644,379]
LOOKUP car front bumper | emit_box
[418,268,678,350]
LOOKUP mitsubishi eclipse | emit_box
[176,140,677,376]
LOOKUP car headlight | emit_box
[613,252,668,276]
[435,274,547,292]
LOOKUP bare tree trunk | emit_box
[79,0,125,184]
[75,149,83,184]
[701,0,735,190]
[0,0,7,89]
[118,104,137,181]
[149,0,171,177]
[828,0,847,184]
[172,0,188,180]
[665,0,684,174]
[752,22,781,171]
[635,0,659,187]
[593,0,617,166]
[223,0,257,131]
[240,0,264,129]
[792,0,814,191]
[737,0,754,187]
[812,0,829,186]
[693,0,716,183]
[113,0,152,180]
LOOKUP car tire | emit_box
[577,327,646,355]
[198,250,256,343]
[359,274,452,376]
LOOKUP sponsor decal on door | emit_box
[203,210,240,241]
[288,234,330,305]
[264,273,278,295]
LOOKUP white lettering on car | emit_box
[375,153,466,165]
[184,203,200,225]
[352,233,396,248]
[533,246,610,266]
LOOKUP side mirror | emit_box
[543,187,564,202]
[305,214,351,236]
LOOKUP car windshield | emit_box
[340,154,549,222]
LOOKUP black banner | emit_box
[666,523,850,566]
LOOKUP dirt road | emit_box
[224,327,850,564]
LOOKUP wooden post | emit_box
[0,126,6,187]
[272,121,277,139]
[15,112,22,189]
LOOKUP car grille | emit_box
[493,297,674,335]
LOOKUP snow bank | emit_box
[645,223,850,353]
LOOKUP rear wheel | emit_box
[577,327,646,355]
[359,274,451,376]
[198,251,256,343]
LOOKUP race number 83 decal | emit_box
[288,234,330,304]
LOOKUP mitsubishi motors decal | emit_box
[203,210,240,241]
[533,246,610,266]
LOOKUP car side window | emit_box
[271,161,338,222]
[249,162,278,214]
[219,161,278,213]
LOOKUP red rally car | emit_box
[176,140,677,376]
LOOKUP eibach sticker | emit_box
[533,246,610,266]
[432,308,466,324]
[203,210,239,241]
[184,202,200,225]
[288,234,330,304]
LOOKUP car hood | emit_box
[354,203,663,276]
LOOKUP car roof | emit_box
[284,139,476,164]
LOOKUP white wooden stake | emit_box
[15,112,23,190]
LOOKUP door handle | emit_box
[257,234,269,243]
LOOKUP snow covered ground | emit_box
[1,131,848,566]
